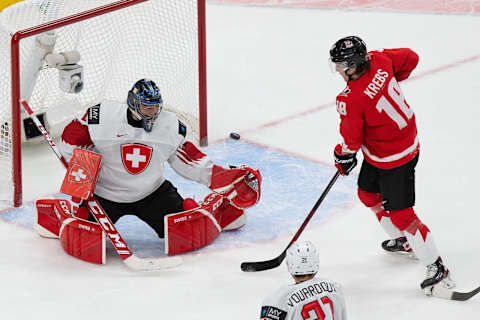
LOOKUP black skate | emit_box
[421,257,455,295]
[381,236,416,259]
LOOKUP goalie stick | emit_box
[241,171,340,272]
[432,284,480,301]
[21,100,182,271]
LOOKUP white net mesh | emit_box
[0,0,203,206]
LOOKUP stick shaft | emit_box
[286,171,340,248]
[21,100,68,167]
[241,170,340,272]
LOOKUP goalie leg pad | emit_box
[59,217,106,265]
[75,206,90,220]
[36,199,74,238]
[36,199,106,264]
[218,201,246,231]
[165,193,223,255]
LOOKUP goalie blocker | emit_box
[36,148,262,263]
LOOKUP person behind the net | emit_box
[260,241,347,320]
[328,35,454,295]
[38,78,261,259]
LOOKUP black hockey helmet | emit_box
[127,78,163,132]
[329,36,368,72]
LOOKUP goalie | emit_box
[35,79,261,264]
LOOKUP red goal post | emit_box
[1,0,207,208]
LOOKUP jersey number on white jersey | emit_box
[301,296,334,320]
[375,77,413,129]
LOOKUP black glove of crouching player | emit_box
[334,144,357,175]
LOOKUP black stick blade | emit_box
[451,286,480,301]
[240,252,286,272]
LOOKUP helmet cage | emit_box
[127,79,163,132]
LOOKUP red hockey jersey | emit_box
[336,48,420,169]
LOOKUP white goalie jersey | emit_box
[260,277,347,320]
[59,100,213,203]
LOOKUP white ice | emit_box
[1,3,480,320]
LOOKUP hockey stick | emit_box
[21,100,182,271]
[432,284,480,301]
[240,170,340,272]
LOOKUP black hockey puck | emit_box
[230,132,240,140]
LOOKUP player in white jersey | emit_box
[35,79,262,263]
[260,241,347,320]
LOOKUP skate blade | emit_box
[384,250,418,260]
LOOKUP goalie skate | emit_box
[421,257,455,296]
[381,236,417,259]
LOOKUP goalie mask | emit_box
[286,241,319,276]
[127,79,163,132]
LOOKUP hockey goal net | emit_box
[0,0,207,208]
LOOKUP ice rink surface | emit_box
[1,1,480,319]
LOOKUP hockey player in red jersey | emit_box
[36,79,261,263]
[260,241,347,320]
[329,36,453,295]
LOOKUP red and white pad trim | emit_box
[169,141,213,186]
[58,217,76,236]
[209,165,246,193]
[36,198,75,238]
[175,141,207,166]
[164,207,222,254]
[58,216,107,265]
[164,192,225,255]
[213,166,261,209]
[36,200,60,238]
[198,208,222,232]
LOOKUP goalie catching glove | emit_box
[209,165,261,209]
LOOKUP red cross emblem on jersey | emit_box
[121,143,153,175]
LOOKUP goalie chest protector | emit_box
[86,100,184,203]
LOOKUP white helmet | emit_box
[286,241,319,276]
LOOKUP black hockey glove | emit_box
[334,144,357,176]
